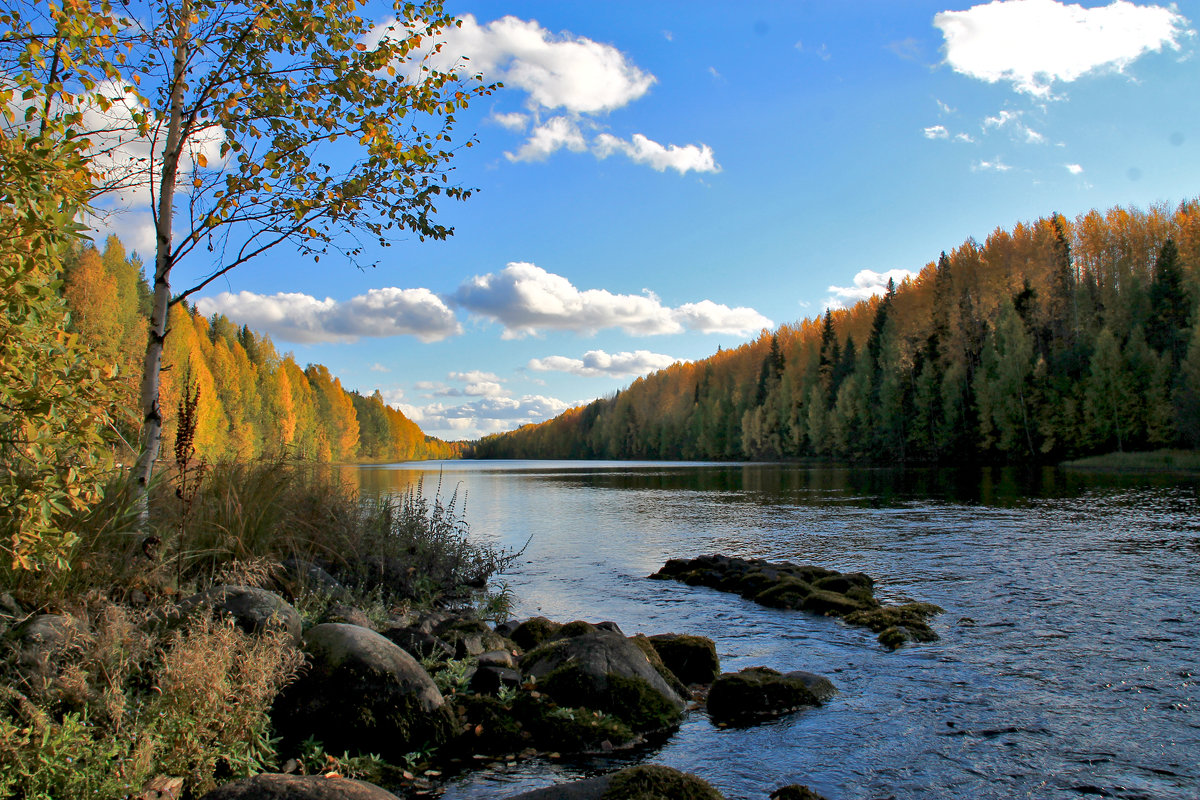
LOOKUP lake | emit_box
[336,460,1200,800]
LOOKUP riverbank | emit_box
[1060,448,1200,472]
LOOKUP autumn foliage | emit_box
[58,235,459,464]
[473,200,1200,463]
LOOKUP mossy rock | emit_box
[455,694,527,754]
[511,617,562,651]
[539,663,682,732]
[800,589,867,617]
[844,602,943,649]
[770,785,829,800]
[629,635,690,699]
[559,620,598,638]
[602,765,725,799]
[812,572,873,596]
[735,570,774,598]
[646,634,720,685]
[707,667,820,725]
[754,579,812,610]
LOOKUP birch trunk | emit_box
[133,0,192,516]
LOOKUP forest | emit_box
[58,235,459,464]
[471,200,1200,463]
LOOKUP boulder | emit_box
[510,616,561,651]
[271,623,454,760]
[629,634,690,700]
[783,670,838,703]
[433,614,512,658]
[277,558,350,602]
[503,765,724,800]
[647,633,720,684]
[199,774,399,800]
[770,785,829,800]
[707,667,823,724]
[179,585,302,645]
[379,626,454,662]
[319,603,375,630]
[470,664,523,695]
[522,630,685,731]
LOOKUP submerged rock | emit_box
[271,623,454,760]
[199,774,399,800]
[502,764,724,800]
[770,785,829,800]
[651,554,942,648]
[706,666,826,724]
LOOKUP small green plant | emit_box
[426,657,476,696]
[476,580,515,624]
[298,737,385,781]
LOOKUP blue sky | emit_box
[102,0,1199,441]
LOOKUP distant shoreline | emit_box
[1059,449,1200,473]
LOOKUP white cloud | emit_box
[437,370,509,398]
[195,287,461,344]
[592,133,721,174]
[528,349,680,377]
[492,111,530,131]
[972,157,1013,171]
[377,14,715,174]
[937,98,957,114]
[431,15,655,114]
[924,125,950,139]
[453,262,771,338]
[983,109,1046,143]
[369,363,390,372]
[935,0,1192,97]
[506,116,588,162]
[401,394,571,440]
[825,268,917,309]
[955,132,976,143]
[1065,162,1084,174]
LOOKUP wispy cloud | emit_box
[1065,163,1084,174]
[972,157,1013,172]
[528,349,680,378]
[195,288,461,344]
[935,0,1193,98]
[454,262,771,338]
[924,125,950,139]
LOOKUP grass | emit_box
[1060,449,1200,472]
[0,457,516,799]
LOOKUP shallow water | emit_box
[337,461,1200,800]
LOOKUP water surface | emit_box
[338,461,1200,800]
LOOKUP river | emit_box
[335,460,1200,800]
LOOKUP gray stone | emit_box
[181,585,302,646]
[199,774,400,800]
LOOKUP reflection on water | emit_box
[337,461,1200,800]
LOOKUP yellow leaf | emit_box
[193,178,202,188]
[196,153,208,168]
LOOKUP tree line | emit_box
[60,235,460,464]
[471,200,1200,463]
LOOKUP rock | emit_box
[647,633,720,684]
[271,623,454,760]
[198,774,400,800]
[521,630,685,732]
[277,558,350,602]
[469,664,523,695]
[179,585,302,646]
[320,603,375,630]
[843,602,943,649]
[510,616,561,651]
[558,620,597,638]
[13,614,87,686]
[770,785,829,800]
[477,649,518,669]
[629,634,690,700]
[503,765,724,800]
[707,667,822,724]
[434,614,513,659]
[379,626,454,662]
[783,671,838,703]
[651,555,943,648]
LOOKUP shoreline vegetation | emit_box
[1059,448,1200,472]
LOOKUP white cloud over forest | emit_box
[453,262,771,338]
[528,349,680,377]
[195,288,461,344]
[935,0,1192,97]
[825,268,917,309]
[401,394,571,440]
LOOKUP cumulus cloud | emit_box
[924,125,950,139]
[1065,162,1084,174]
[506,116,588,161]
[935,0,1193,97]
[378,14,715,174]
[825,268,918,309]
[401,394,571,440]
[528,349,680,378]
[592,133,721,174]
[453,262,771,338]
[195,287,461,344]
[434,371,510,398]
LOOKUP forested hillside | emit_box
[60,236,459,463]
[472,200,1200,463]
